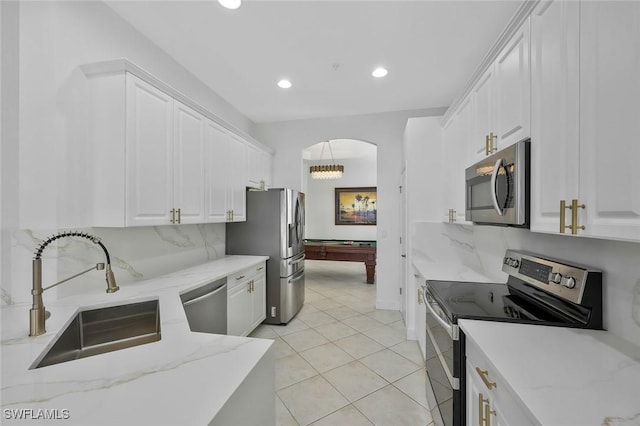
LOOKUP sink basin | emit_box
[31,299,161,369]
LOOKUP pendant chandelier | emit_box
[310,140,344,180]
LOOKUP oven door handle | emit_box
[490,158,505,216]
[423,290,454,339]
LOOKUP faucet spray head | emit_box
[105,264,119,293]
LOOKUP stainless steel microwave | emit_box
[465,139,530,227]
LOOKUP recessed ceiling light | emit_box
[277,79,292,89]
[372,67,388,78]
[218,0,241,10]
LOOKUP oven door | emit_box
[423,286,460,426]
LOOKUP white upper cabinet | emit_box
[470,18,531,163]
[173,100,206,224]
[125,75,174,226]
[442,96,472,224]
[530,0,580,234]
[227,134,247,222]
[82,60,261,227]
[578,1,640,241]
[531,1,640,242]
[247,143,274,190]
[494,18,531,149]
[205,123,247,223]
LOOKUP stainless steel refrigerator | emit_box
[226,188,305,324]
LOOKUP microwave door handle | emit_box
[490,158,505,216]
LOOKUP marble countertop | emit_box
[411,254,497,283]
[459,319,640,426]
[1,255,272,425]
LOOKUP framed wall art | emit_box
[335,187,377,225]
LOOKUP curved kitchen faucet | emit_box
[30,231,119,336]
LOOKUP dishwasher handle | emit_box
[180,278,227,306]
[182,283,226,307]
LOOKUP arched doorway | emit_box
[301,139,378,288]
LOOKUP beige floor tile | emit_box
[249,324,279,339]
[297,310,336,328]
[278,375,350,426]
[366,309,403,324]
[299,342,354,373]
[274,318,310,337]
[281,328,330,352]
[276,353,318,390]
[298,304,320,315]
[354,385,432,426]
[389,340,425,366]
[393,369,430,409]
[333,333,385,359]
[309,297,345,311]
[314,321,358,341]
[310,405,373,426]
[274,337,297,359]
[360,349,421,382]
[277,395,300,426]
[322,361,388,402]
[362,325,407,347]
[348,303,377,315]
[305,290,328,303]
[341,315,384,332]
[323,305,360,320]
[389,319,407,331]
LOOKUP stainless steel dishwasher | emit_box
[180,277,227,334]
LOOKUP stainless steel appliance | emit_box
[465,139,530,227]
[226,188,305,325]
[421,250,602,426]
[180,278,228,334]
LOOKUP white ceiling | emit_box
[105,0,522,124]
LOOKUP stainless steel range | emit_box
[421,250,603,426]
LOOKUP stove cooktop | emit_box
[425,280,587,326]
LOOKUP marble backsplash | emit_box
[411,221,640,347]
[2,223,226,306]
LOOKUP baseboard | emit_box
[375,299,400,311]
[406,326,417,341]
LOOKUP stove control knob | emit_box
[563,276,576,289]
[550,272,563,284]
[509,259,520,268]
[503,257,510,265]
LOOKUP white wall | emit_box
[1,1,255,305]
[303,154,377,241]
[255,107,446,310]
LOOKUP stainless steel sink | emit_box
[31,299,161,369]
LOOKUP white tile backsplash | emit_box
[412,221,640,346]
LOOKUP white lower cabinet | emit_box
[227,263,266,337]
[414,271,426,360]
[466,337,536,426]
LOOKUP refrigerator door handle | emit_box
[288,269,305,283]
[288,254,306,265]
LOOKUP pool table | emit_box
[304,239,377,284]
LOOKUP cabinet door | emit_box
[495,18,531,149]
[261,150,274,188]
[227,280,250,336]
[579,1,640,242]
[125,74,174,226]
[466,359,484,426]
[246,144,262,189]
[228,135,247,222]
[530,0,580,234]
[454,97,472,222]
[173,101,205,224]
[249,271,266,333]
[471,66,495,161]
[442,117,457,222]
[204,121,229,222]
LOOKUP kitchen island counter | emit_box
[1,255,273,425]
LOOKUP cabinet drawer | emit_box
[227,262,266,290]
